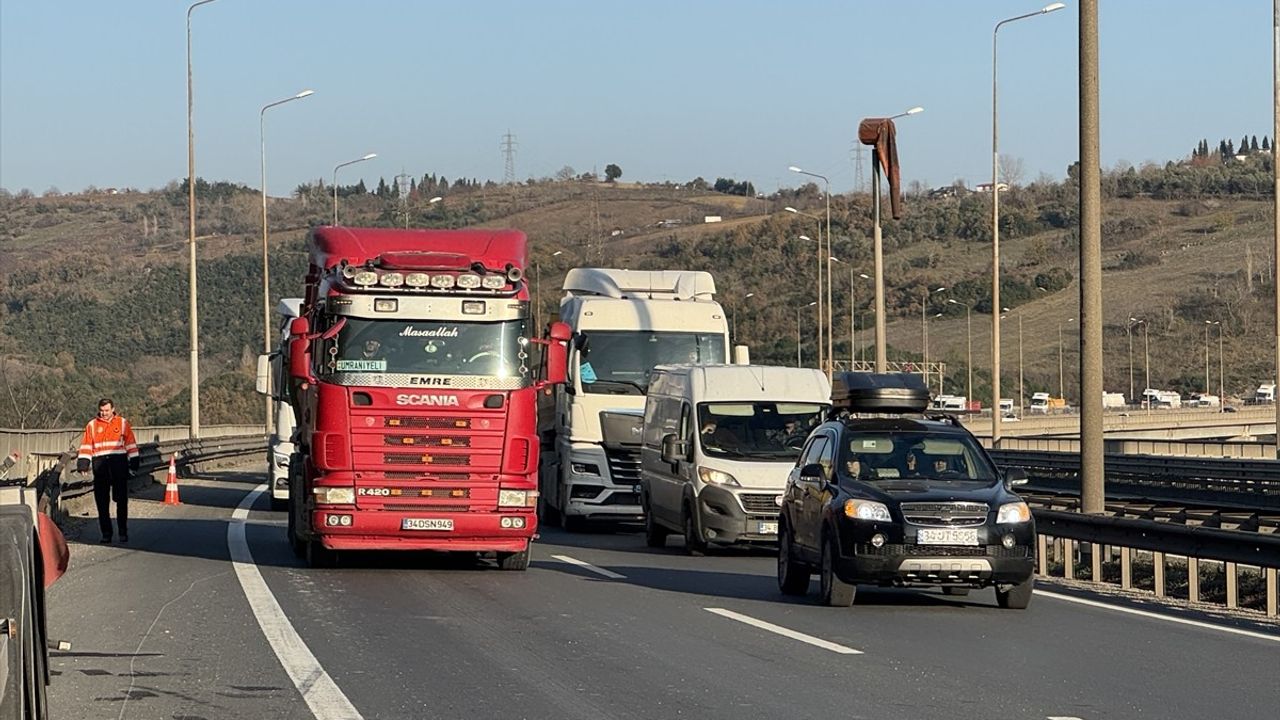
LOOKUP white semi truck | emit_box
[539,269,731,530]
[255,298,303,511]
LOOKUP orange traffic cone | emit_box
[163,455,182,506]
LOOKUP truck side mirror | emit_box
[660,433,687,465]
[1004,467,1029,487]
[536,321,572,388]
[289,336,314,384]
[255,354,273,395]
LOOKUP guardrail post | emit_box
[1267,567,1277,618]
[1225,562,1238,609]
[1153,551,1165,598]
[1091,542,1102,582]
[1188,557,1200,603]
[1063,538,1074,580]
[1037,534,1048,576]
[1120,546,1132,590]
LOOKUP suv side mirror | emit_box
[660,433,687,465]
[1004,467,1029,487]
[799,462,826,482]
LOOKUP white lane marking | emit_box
[1035,589,1280,644]
[1047,716,1086,719]
[229,485,365,720]
[705,607,863,655]
[551,553,627,579]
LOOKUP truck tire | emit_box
[818,535,855,607]
[776,524,811,596]
[538,493,561,528]
[496,548,530,571]
[562,513,586,533]
[306,539,335,569]
[269,496,288,513]
[996,577,1034,610]
[286,504,304,558]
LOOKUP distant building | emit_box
[974,182,1010,193]
[928,186,960,199]
[703,215,722,223]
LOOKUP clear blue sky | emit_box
[1,1,1273,196]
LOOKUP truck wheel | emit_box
[562,514,586,533]
[497,548,530,571]
[682,503,707,556]
[818,535,855,607]
[306,539,335,569]
[286,507,305,558]
[538,494,561,528]
[996,577,1034,609]
[270,496,288,512]
[777,525,811,596]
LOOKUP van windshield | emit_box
[697,402,826,460]
[576,331,725,395]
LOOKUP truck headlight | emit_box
[997,501,1031,524]
[843,499,891,522]
[313,487,355,504]
[697,467,740,487]
[498,489,535,507]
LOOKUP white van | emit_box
[639,365,830,552]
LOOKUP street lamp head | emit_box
[948,299,960,305]
[859,273,871,279]
[905,106,924,115]
[829,256,841,263]
[933,286,947,293]
[428,196,443,204]
[788,166,803,173]
[807,301,818,307]
[552,250,563,256]
[745,292,755,299]
[784,206,798,213]
[1002,306,1011,312]
[934,312,944,318]
[361,153,377,161]
[799,234,811,241]
[1041,2,1066,13]
[295,89,315,99]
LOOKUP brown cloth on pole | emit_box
[858,118,902,219]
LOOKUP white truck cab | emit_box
[640,365,830,551]
[255,297,303,511]
[539,269,731,529]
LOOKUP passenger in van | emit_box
[700,420,741,449]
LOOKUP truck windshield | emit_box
[697,402,826,460]
[325,317,529,378]
[577,331,725,395]
[839,432,998,483]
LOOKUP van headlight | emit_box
[997,501,1031,524]
[313,487,355,505]
[843,499,891,521]
[697,467,740,487]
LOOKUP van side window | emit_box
[642,395,663,447]
[679,403,692,444]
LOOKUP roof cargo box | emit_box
[831,372,930,414]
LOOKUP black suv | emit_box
[776,373,1036,609]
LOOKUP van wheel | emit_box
[497,548,530,571]
[644,507,668,549]
[818,535,855,607]
[682,503,707,556]
[777,526,811,596]
[996,577,1034,609]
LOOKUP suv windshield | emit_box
[576,331,725,395]
[839,431,998,483]
[697,402,827,460]
[324,317,529,377]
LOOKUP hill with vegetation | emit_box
[0,144,1275,427]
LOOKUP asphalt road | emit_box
[46,470,1280,720]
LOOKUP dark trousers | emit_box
[92,454,130,539]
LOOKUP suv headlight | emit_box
[697,467,740,487]
[313,487,355,505]
[498,489,535,507]
[997,501,1031,524]
[843,499,891,521]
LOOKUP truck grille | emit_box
[384,416,471,429]
[856,544,1031,558]
[384,435,472,447]
[899,502,990,527]
[740,493,781,514]
[382,503,470,512]
[604,447,641,485]
[383,452,472,466]
[382,471,469,481]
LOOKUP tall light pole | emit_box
[850,271,871,368]
[797,301,817,368]
[260,88,314,434]
[948,299,973,401]
[787,209,825,376]
[732,292,755,349]
[333,153,377,225]
[1131,318,1150,411]
[1208,320,1224,408]
[1003,307,1024,416]
[1205,320,1224,403]
[1058,317,1075,402]
[921,287,945,389]
[790,167,833,379]
[1126,316,1139,404]
[990,1,1066,447]
[865,107,923,372]
[186,0,220,439]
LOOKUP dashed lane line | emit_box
[551,553,628,579]
[229,485,364,720]
[1035,589,1280,644]
[705,607,863,655]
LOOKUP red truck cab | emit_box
[285,227,568,569]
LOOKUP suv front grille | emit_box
[900,502,990,527]
[740,493,780,514]
[857,543,1031,558]
[604,447,641,485]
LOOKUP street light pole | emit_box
[790,167,833,380]
[1058,317,1074,401]
[948,299,973,401]
[990,1,1066,448]
[186,0,220,440]
[1126,317,1137,403]
[333,153,377,225]
[866,107,923,373]
[733,292,755,349]
[796,301,817,368]
[787,209,825,376]
[260,89,314,435]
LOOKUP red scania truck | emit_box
[281,227,568,569]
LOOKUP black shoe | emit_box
[99,536,112,544]
[120,535,129,543]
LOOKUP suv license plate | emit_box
[402,518,454,531]
[917,528,979,546]
[757,521,778,535]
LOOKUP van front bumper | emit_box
[697,485,781,546]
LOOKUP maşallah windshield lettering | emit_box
[328,317,529,378]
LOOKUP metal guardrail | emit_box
[987,436,1280,459]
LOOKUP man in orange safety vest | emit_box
[76,398,139,543]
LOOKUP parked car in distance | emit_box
[777,372,1037,609]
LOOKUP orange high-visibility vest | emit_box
[77,416,139,462]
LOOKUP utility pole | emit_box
[1079,0,1105,514]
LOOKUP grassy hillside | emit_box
[1,157,1276,428]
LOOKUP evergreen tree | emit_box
[1252,135,1260,152]
[356,179,367,194]
[376,177,388,197]
[1219,139,1229,159]
[1241,135,1250,155]
[1265,136,1272,152]
[1227,139,1236,157]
